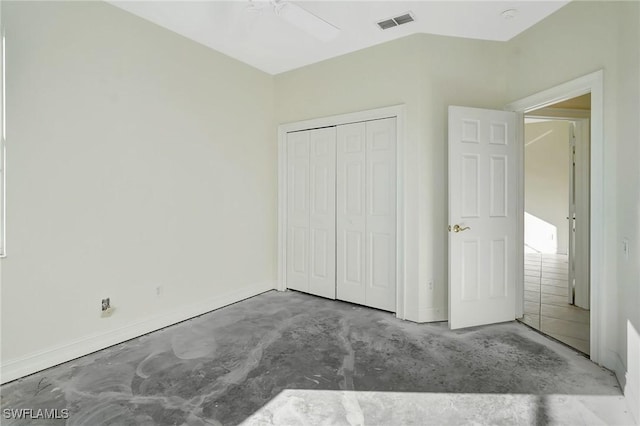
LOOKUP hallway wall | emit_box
[524,121,571,254]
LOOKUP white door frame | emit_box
[277,105,407,319]
[506,70,604,363]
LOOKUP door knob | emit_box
[450,224,471,233]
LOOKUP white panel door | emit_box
[309,127,337,299]
[337,118,396,312]
[286,131,310,293]
[365,118,396,311]
[337,122,367,305]
[448,106,517,329]
[573,120,590,309]
[286,128,336,299]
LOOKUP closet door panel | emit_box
[290,117,397,312]
[286,131,310,292]
[366,118,397,311]
[308,127,337,299]
[337,122,367,305]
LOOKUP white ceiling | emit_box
[108,1,570,75]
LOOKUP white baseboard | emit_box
[610,350,639,425]
[611,351,627,390]
[626,374,640,425]
[1,280,276,384]
[418,306,447,323]
[623,320,640,424]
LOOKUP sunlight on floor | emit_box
[242,390,634,425]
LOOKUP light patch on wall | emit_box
[524,212,557,254]
[524,128,553,147]
[524,120,571,255]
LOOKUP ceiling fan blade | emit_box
[276,2,340,42]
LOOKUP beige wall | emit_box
[507,0,640,418]
[524,121,571,254]
[1,1,276,380]
[275,33,508,322]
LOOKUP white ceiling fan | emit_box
[246,0,341,42]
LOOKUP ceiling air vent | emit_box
[377,19,397,30]
[377,12,415,30]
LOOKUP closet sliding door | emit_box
[337,118,397,312]
[286,127,337,299]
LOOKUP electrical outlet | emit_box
[101,298,115,318]
[156,286,162,296]
[428,281,433,291]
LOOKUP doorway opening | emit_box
[518,94,591,355]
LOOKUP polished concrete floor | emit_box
[521,252,590,354]
[0,290,632,425]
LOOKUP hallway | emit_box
[521,252,590,354]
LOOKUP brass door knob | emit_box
[451,224,471,233]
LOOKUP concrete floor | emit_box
[0,290,633,425]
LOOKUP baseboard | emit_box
[611,351,627,391]
[611,350,639,425]
[418,306,447,323]
[1,280,276,384]
[623,320,640,424]
[626,373,640,424]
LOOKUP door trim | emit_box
[505,70,603,363]
[277,105,407,319]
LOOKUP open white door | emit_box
[573,120,590,310]
[448,106,517,329]
[568,124,577,304]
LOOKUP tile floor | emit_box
[520,252,590,354]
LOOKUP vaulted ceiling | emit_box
[108,1,570,75]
